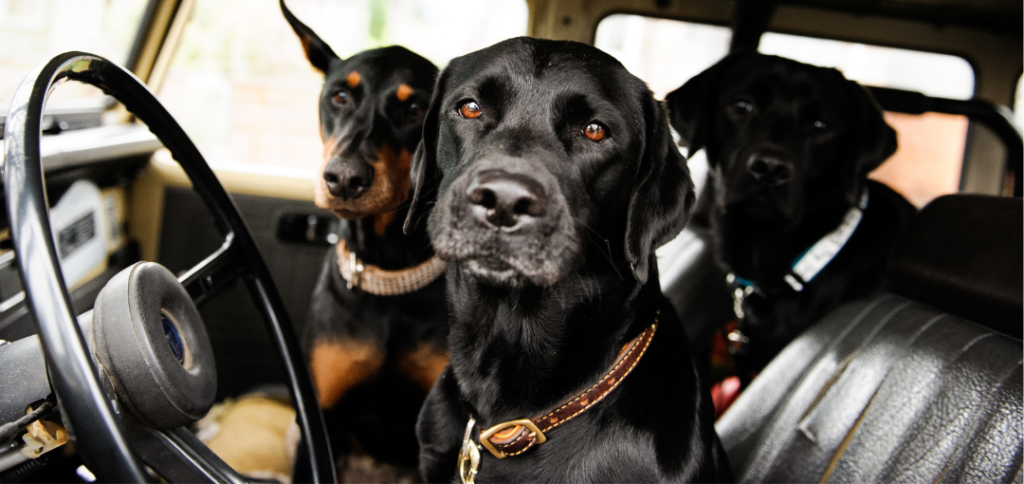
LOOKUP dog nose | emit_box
[466,170,547,230]
[747,155,793,186]
[324,159,375,200]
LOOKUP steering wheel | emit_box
[2,52,335,482]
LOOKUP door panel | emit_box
[157,187,334,398]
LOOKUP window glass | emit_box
[594,15,731,196]
[760,33,975,207]
[869,112,968,206]
[0,0,149,104]
[594,14,731,99]
[759,33,974,100]
[158,0,528,171]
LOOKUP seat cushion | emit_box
[716,293,1022,483]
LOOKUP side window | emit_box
[157,0,529,171]
[594,15,731,195]
[0,0,149,104]
[594,15,731,99]
[759,33,976,207]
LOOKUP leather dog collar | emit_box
[457,317,658,483]
[336,240,446,296]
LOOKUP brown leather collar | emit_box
[457,314,658,482]
[336,239,445,296]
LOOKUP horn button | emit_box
[91,262,216,429]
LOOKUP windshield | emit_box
[157,0,529,171]
[0,0,149,106]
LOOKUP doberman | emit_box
[281,0,448,472]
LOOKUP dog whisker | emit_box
[578,222,625,282]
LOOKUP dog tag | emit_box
[458,416,481,484]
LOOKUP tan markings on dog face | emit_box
[396,84,413,102]
[309,340,384,409]
[314,144,413,220]
[322,135,342,161]
[374,212,396,236]
[398,344,449,392]
[346,71,361,88]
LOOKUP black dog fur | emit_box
[282,0,448,469]
[665,52,917,376]
[406,37,730,482]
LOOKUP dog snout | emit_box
[466,170,547,230]
[746,154,793,186]
[324,158,375,200]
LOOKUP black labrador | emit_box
[405,37,730,483]
[282,0,448,470]
[665,52,916,381]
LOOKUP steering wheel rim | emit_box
[2,52,335,483]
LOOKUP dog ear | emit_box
[664,55,738,155]
[403,68,449,234]
[840,77,898,204]
[665,52,758,156]
[280,0,339,74]
[665,72,713,155]
[624,94,696,284]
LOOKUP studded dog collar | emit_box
[457,317,658,484]
[336,240,446,296]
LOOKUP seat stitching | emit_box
[817,385,882,484]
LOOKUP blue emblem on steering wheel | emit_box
[162,313,185,364]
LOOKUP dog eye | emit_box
[332,91,349,105]
[408,102,423,116]
[729,100,754,116]
[583,122,607,142]
[459,101,482,119]
[811,119,830,131]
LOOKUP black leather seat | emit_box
[715,194,1023,483]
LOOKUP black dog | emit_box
[282,0,448,469]
[665,52,916,380]
[405,37,730,483]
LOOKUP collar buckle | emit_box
[479,419,547,459]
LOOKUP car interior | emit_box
[0,0,1020,482]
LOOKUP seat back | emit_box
[888,194,1022,338]
[716,194,1023,482]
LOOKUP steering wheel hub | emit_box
[92,262,215,429]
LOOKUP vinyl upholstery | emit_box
[716,194,1023,483]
